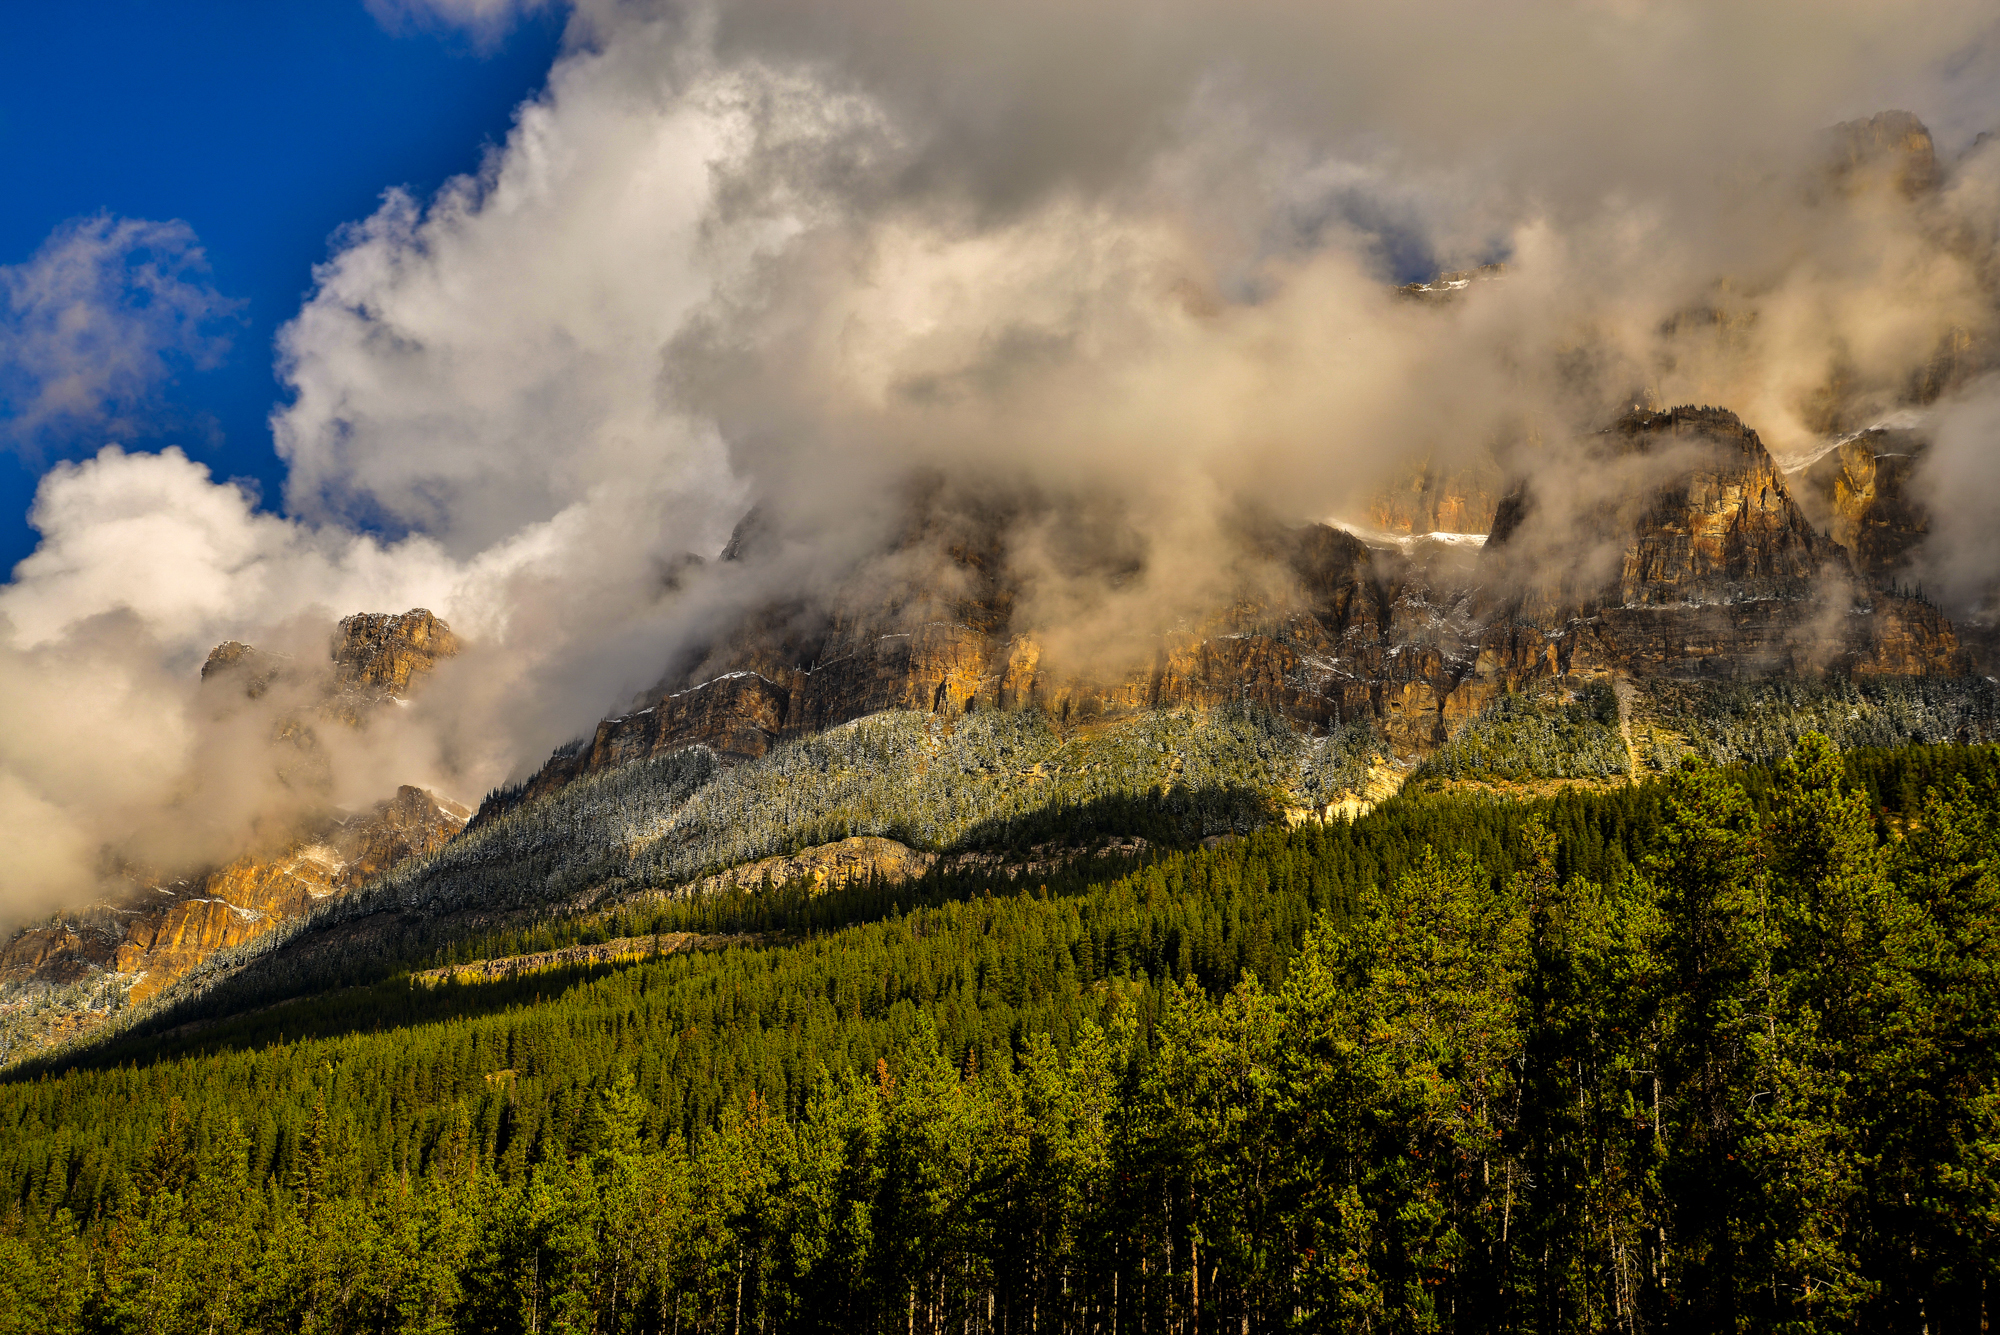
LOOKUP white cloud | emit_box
[0,438,746,919]
[1,447,457,657]
[1915,373,2000,616]
[6,0,2000,921]
[0,215,239,459]
[276,16,769,553]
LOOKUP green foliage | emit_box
[625,705,1379,876]
[0,967,135,1068]
[127,706,1378,1034]
[8,740,2000,1330]
[370,706,1379,922]
[1415,676,2000,788]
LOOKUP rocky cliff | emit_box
[322,609,461,725]
[487,405,1970,823]
[0,785,469,1064]
[197,607,460,732]
[1473,407,1965,685]
[330,609,460,695]
[1789,429,1930,586]
[1823,109,1941,200]
[1366,455,1503,536]
[0,611,466,1061]
[483,506,1491,817]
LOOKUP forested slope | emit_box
[6,742,2000,1331]
[58,706,1378,1052]
[75,676,1986,1066]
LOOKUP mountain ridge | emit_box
[483,403,1970,829]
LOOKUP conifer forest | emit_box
[5,734,2000,1332]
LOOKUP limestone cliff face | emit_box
[1790,430,1929,585]
[2,611,469,1053]
[1617,408,1830,603]
[1366,456,1503,536]
[485,500,1491,819]
[113,787,470,1004]
[487,404,1972,824]
[200,641,288,695]
[1473,408,1965,685]
[321,609,461,726]
[332,610,460,696]
[1,787,469,1013]
[198,607,460,727]
[1824,110,1941,200]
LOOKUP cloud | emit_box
[0,215,240,460]
[0,447,453,915]
[1913,372,2000,619]
[364,0,563,48]
[275,12,766,553]
[704,0,2000,219]
[0,435,752,921]
[6,0,2000,922]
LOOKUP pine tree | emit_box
[1650,760,1763,1326]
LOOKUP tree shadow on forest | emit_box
[7,953,662,1083]
[946,781,1279,853]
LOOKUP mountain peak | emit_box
[1824,109,1940,197]
[332,609,459,695]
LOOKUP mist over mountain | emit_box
[5,0,2000,940]
[18,10,2000,1328]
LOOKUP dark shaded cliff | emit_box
[1790,429,1930,586]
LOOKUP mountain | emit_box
[12,739,2000,1331]
[489,405,1973,827]
[13,102,2000,1332]
[0,611,465,1063]
[1789,427,1931,587]
[6,115,1995,1062]
[9,402,1990,1071]
[1477,406,1964,684]
[1823,107,1942,200]
[1365,454,1503,537]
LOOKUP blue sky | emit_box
[0,1,563,571]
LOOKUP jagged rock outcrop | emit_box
[322,609,461,725]
[331,609,460,696]
[200,640,288,695]
[1,786,469,1016]
[1472,407,1965,685]
[1611,408,1829,604]
[198,607,460,726]
[2,611,469,1058]
[482,509,1488,819]
[1485,406,1838,617]
[1790,430,1929,586]
[1824,109,1941,199]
